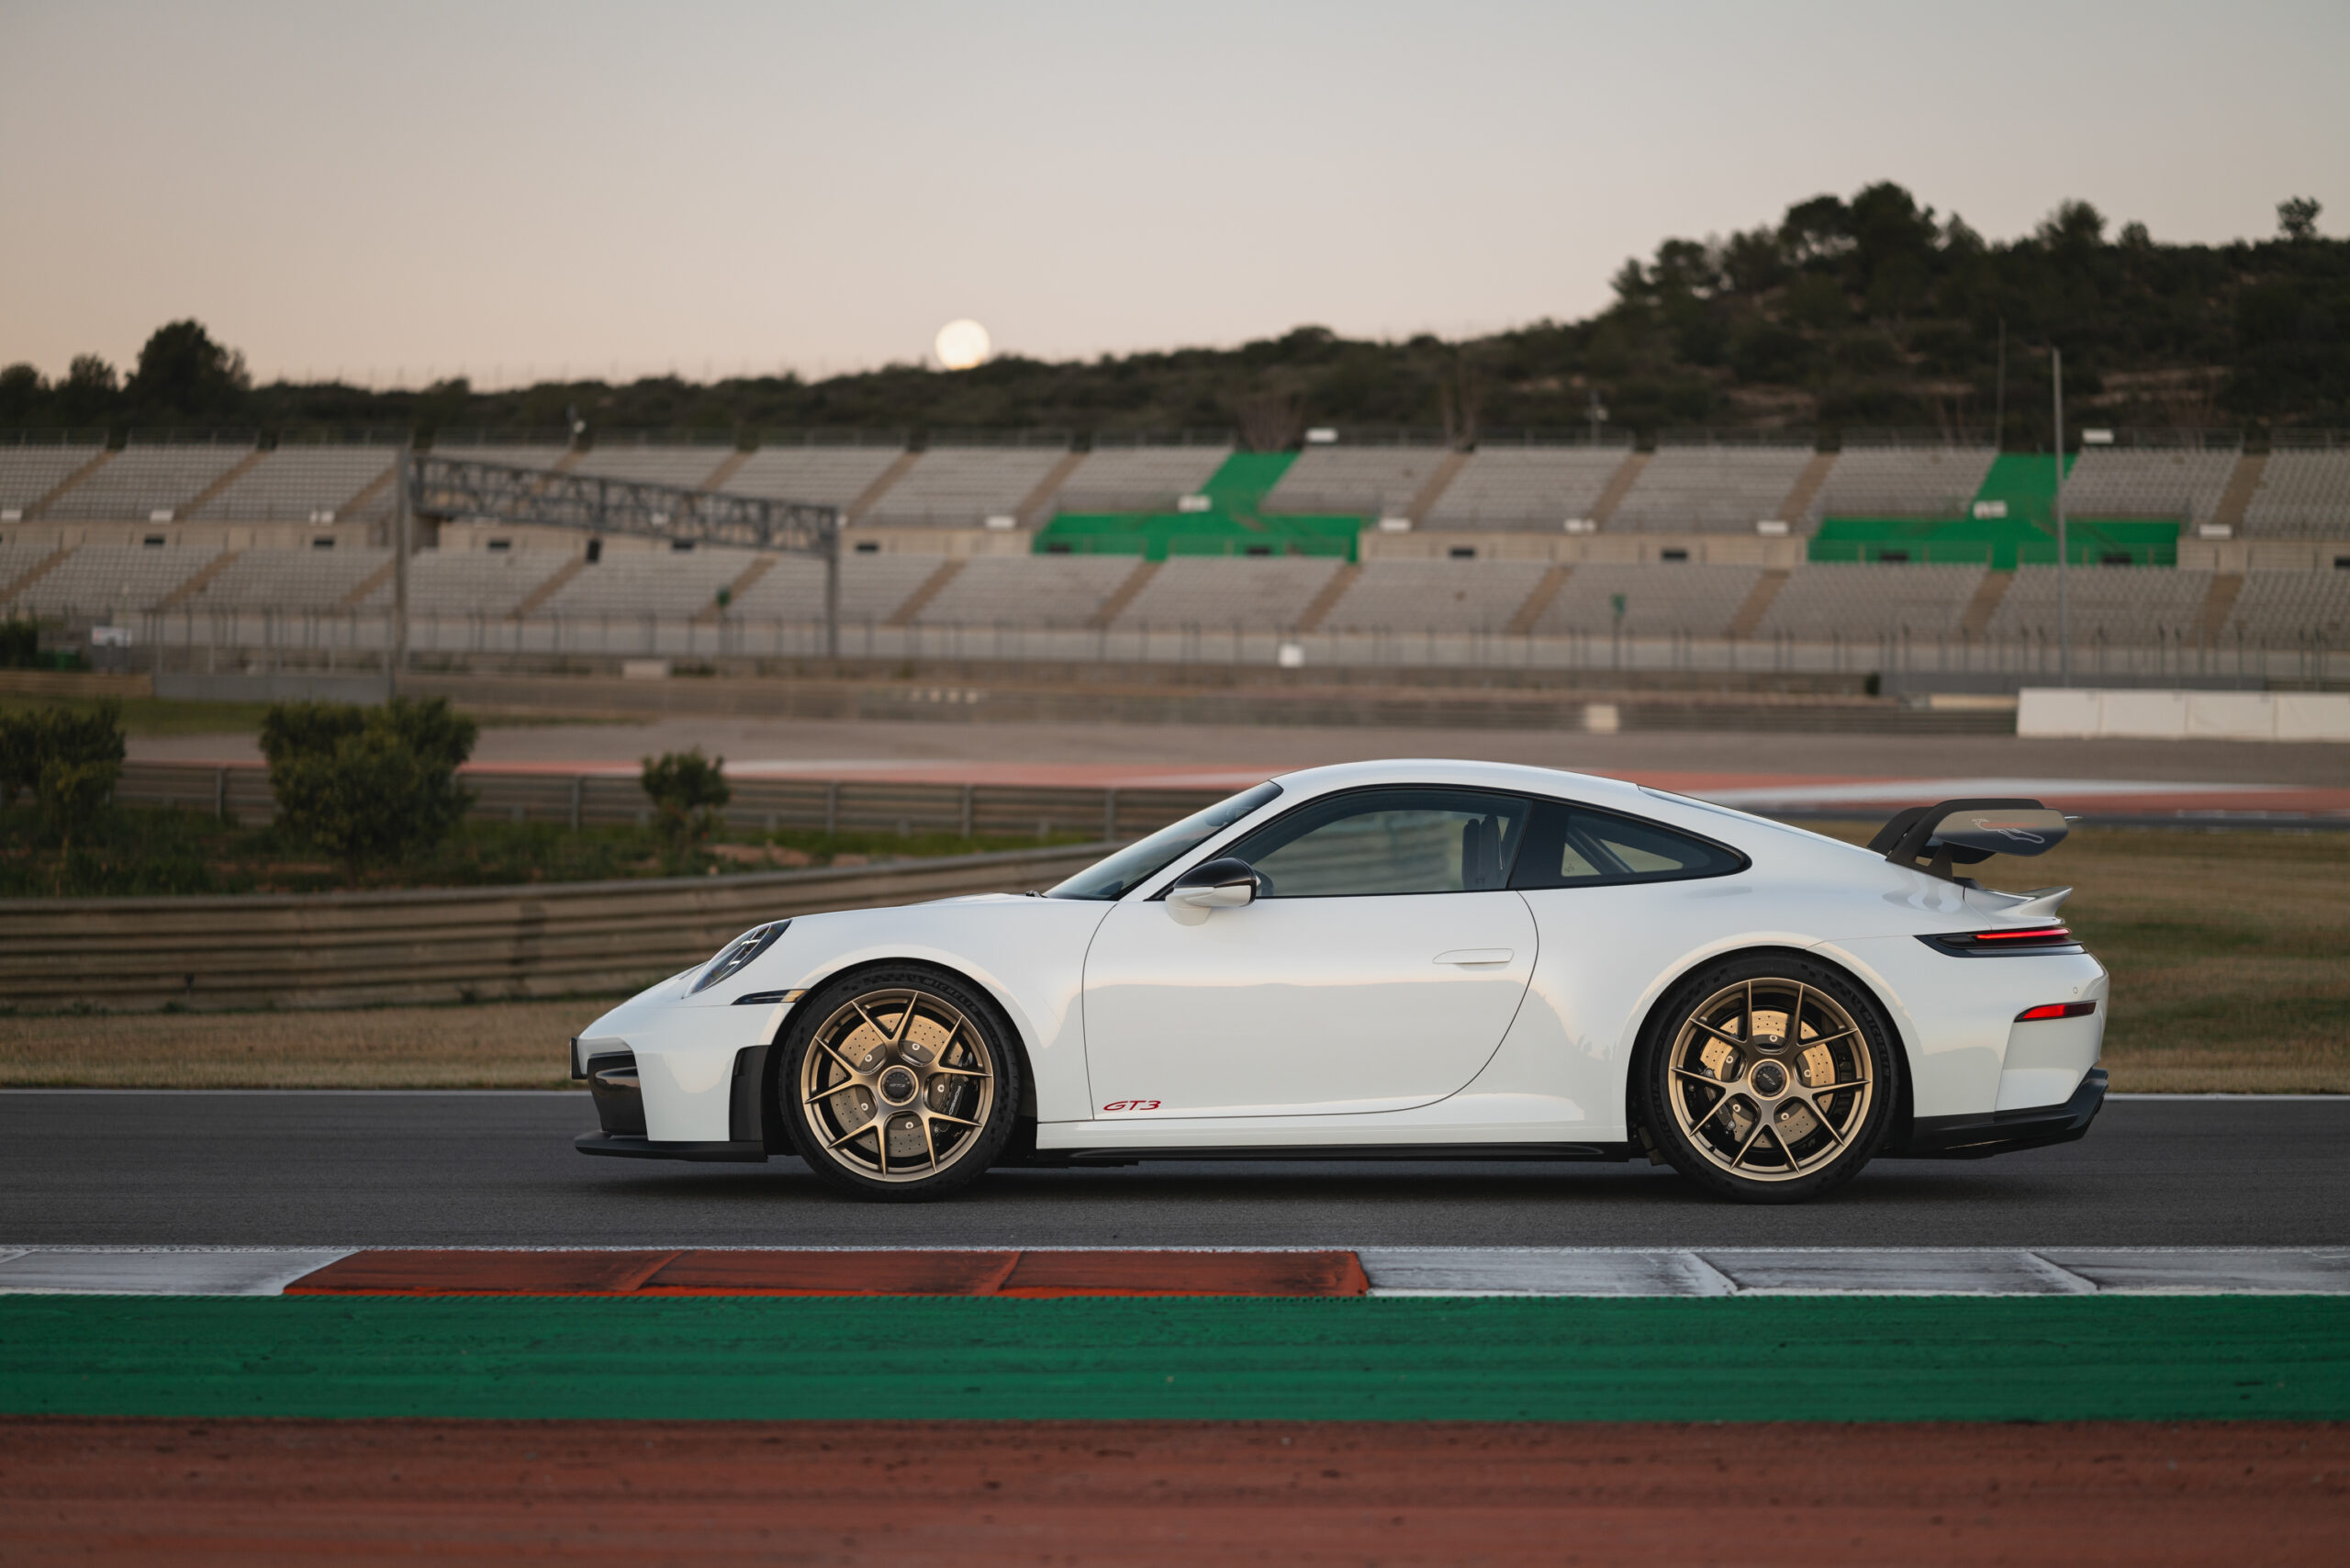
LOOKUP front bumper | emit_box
[1886,1067,2108,1159]
[575,1131,768,1162]
[574,1043,782,1162]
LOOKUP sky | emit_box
[3,0,2344,389]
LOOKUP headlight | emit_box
[691,922,789,994]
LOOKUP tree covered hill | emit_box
[5,184,2343,446]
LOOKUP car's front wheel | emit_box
[778,967,1021,1202]
[1638,954,1897,1204]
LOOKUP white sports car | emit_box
[572,760,2107,1204]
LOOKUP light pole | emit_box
[2052,348,2069,688]
[391,442,412,701]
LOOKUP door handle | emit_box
[1433,948,1513,966]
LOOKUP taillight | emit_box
[2016,1001,2097,1022]
[1919,926,2086,957]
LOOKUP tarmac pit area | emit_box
[5,1417,2344,1566]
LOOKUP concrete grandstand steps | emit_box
[1113,556,1342,630]
[339,465,397,521]
[1959,570,2013,636]
[1015,452,1089,527]
[338,557,398,611]
[696,554,778,624]
[1728,568,1789,636]
[1,545,73,605]
[1506,565,1571,634]
[845,451,920,522]
[1088,560,1159,630]
[28,449,114,518]
[2196,573,2244,640]
[1404,451,1471,522]
[702,450,753,491]
[1292,563,1361,632]
[887,559,967,626]
[2213,453,2266,531]
[1775,453,1837,524]
[510,556,588,620]
[1755,565,1983,640]
[154,548,244,610]
[175,450,268,518]
[1587,453,1647,525]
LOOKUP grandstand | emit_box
[1534,564,1762,636]
[0,442,105,515]
[1261,447,1453,517]
[727,553,938,622]
[179,545,392,612]
[722,447,905,509]
[1754,564,1984,640]
[538,547,755,619]
[1322,559,1544,633]
[1607,443,1816,532]
[2223,568,2350,641]
[2062,444,2240,522]
[569,442,738,489]
[1113,556,1343,629]
[188,445,397,522]
[351,548,571,617]
[11,543,224,617]
[1807,443,1994,522]
[39,442,252,522]
[913,554,1133,627]
[863,447,1069,528]
[1050,445,1230,513]
[2242,448,2350,540]
[1986,566,2216,642]
[1424,447,1631,531]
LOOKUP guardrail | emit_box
[114,762,1227,839]
[0,842,1116,1013]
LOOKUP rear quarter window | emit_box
[1511,800,1748,890]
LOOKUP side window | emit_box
[1224,789,1531,898]
[1510,800,1746,890]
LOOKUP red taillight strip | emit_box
[2016,1001,2098,1022]
[1975,927,2072,942]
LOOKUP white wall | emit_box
[2018,688,2350,742]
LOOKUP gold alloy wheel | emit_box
[797,988,997,1183]
[1664,977,1874,1183]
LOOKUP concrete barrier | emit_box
[2018,688,2350,742]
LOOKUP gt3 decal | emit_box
[1101,1100,1161,1112]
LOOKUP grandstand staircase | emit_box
[1774,453,1838,526]
[1,546,73,605]
[699,450,754,491]
[1588,454,1648,525]
[178,451,268,520]
[511,557,588,620]
[1403,452,1471,523]
[1505,565,1573,634]
[1015,452,1089,528]
[338,558,397,611]
[156,549,243,610]
[1728,569,1790,637]
[1958,570,2014,636]
[887,559,966,627]
[2196,573,2245,641]
[28,449,113,519]
[696,554,778,624]
[845,451,921,522]
[2213,453,2267,532]
[1293,564,1360,632]
[337,460,399,522]
[1089,560,1160,629]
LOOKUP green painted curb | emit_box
[4,1295,2344,1422]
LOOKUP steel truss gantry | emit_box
[392,451,842,677]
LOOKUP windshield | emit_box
[1046,781,1283,901]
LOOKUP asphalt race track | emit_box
[4,1090,2344,1249]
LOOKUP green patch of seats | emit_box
[1036,451,1363,562]
[1812,454,2178,567]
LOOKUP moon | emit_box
[934,319,990,371]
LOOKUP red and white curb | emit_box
[1,1247,2346,1297]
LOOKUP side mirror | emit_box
[1166,857,1259,924]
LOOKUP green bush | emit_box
[640,746,731,864]
[0,701,126,868]
[0,619,39,670]
[260,697,477,875]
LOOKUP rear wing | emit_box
[1869,798,2071,882]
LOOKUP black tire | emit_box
[777,965,1022,1202]
[1636,952,1899,1204]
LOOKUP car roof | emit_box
[1265,758,1652,806]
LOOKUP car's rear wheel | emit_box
[778,968,1020,1202]
[1638,954,1897,1204]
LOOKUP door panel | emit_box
[1082,891,1537,1118]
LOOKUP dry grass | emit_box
[3,826,2342,1092]
[0,999,602,1089]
